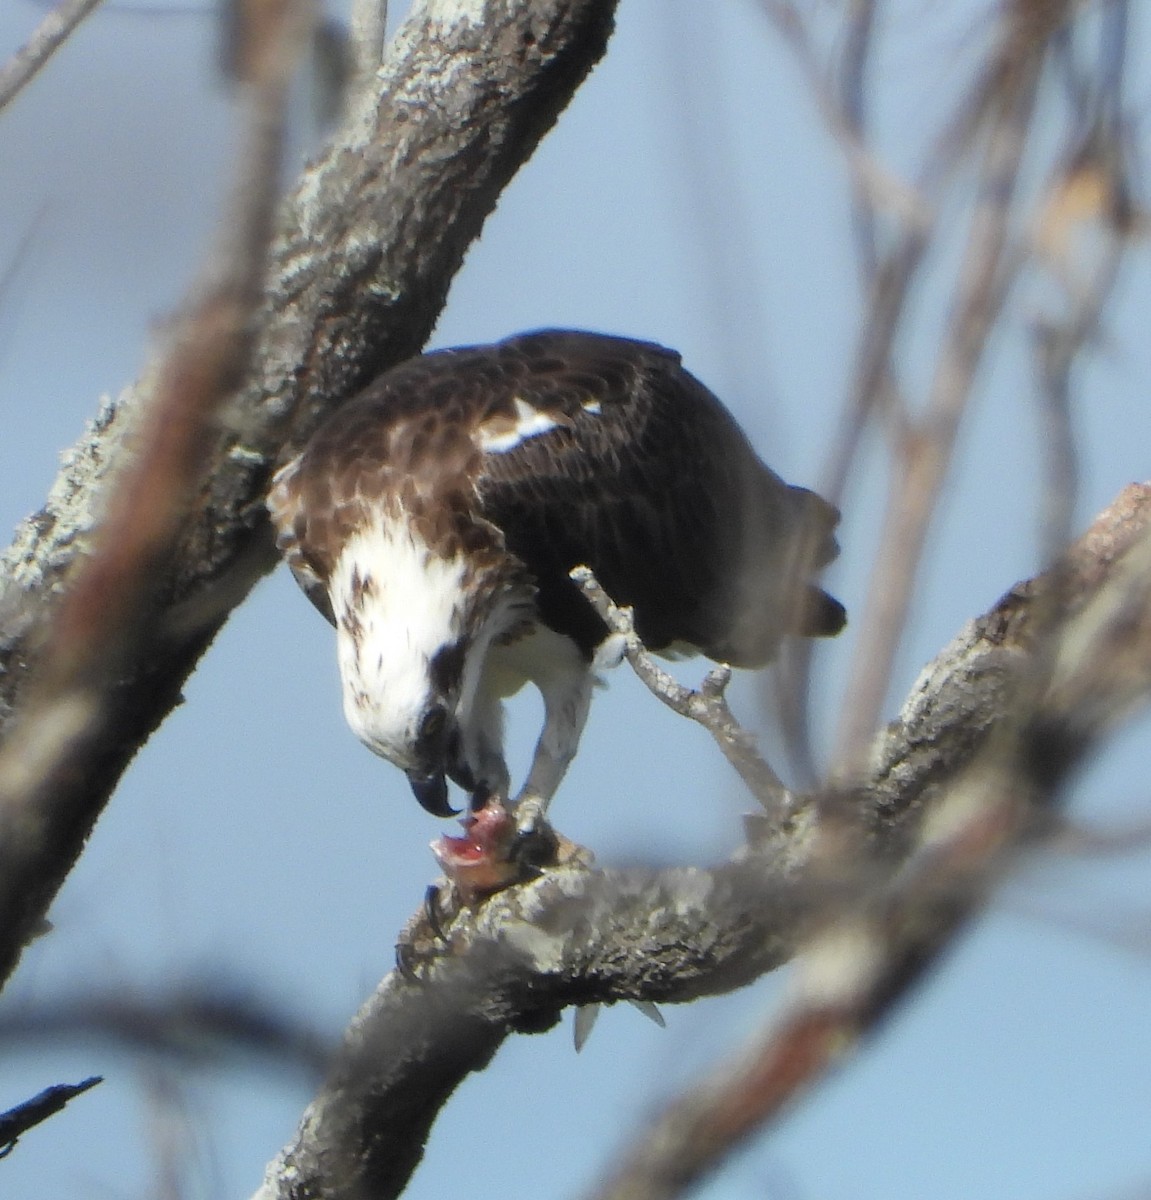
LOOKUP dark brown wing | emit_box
[266,342,516,623]
[470,331,844,665]
[267,453,337,624]
[267,329,844,664]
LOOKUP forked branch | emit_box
[570,565,794,819]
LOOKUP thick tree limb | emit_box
[256,485,1151,1200]
[255,859,809,1200]
[0,0,618,988]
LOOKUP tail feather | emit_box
[783,487,844,639]
[795,584,847,638]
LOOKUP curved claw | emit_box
[469,783,494,812]
[408,770,459,817]
[573,1003,601,1052]
[394,942,421,983]
[424,884,448,942]
[629,999,666,1028]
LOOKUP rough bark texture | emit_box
[0,0,619,985]
[254,861,807,1200]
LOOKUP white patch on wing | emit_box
[478,396,560,454]
[328,513,467,770]
[580,399,602,414]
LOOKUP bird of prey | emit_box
[268,330,844,885]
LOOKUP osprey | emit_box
[268,330,844,848]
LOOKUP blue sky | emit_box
[1,2,1150,1197]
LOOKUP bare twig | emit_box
[0,0,106,113]
[0,1076,101,1159]
[839,0,880,276]
[142,1071,194,1200]
[759,2,927,246]
[570,566,794,820]
[0,206,48,318]
[1049,813,1151,858]
[1005,892,1151,960]
[835,3,1065,775]
[0,0,312,984]
[348,0,388,92]
[1032,43,1135,562]
[754,1,911,782]
[0,986,332,1075]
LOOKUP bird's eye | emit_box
[430,642,465,694]
[418,704,448,746]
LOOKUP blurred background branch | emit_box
[0,0,313,986]
[0,0,105,112]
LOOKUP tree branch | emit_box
[348,0,388,92]
[583,481,1151,1200]
[570,566,793,819]
[255,857,809,1200]
[834,0,1065,773]
[0,0,310,984]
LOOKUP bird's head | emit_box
[400,641,481,817]
[326,516,483,815]
[404,698,457,817]
[339,632,474,817]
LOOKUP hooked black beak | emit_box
[407,769,459,817]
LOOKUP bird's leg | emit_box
[453,685,510,807]
[513,633,622,839]
[592,630,629,673]
[432,637,594,900]
[513,663,595,826]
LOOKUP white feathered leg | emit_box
[516,660,595,816]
